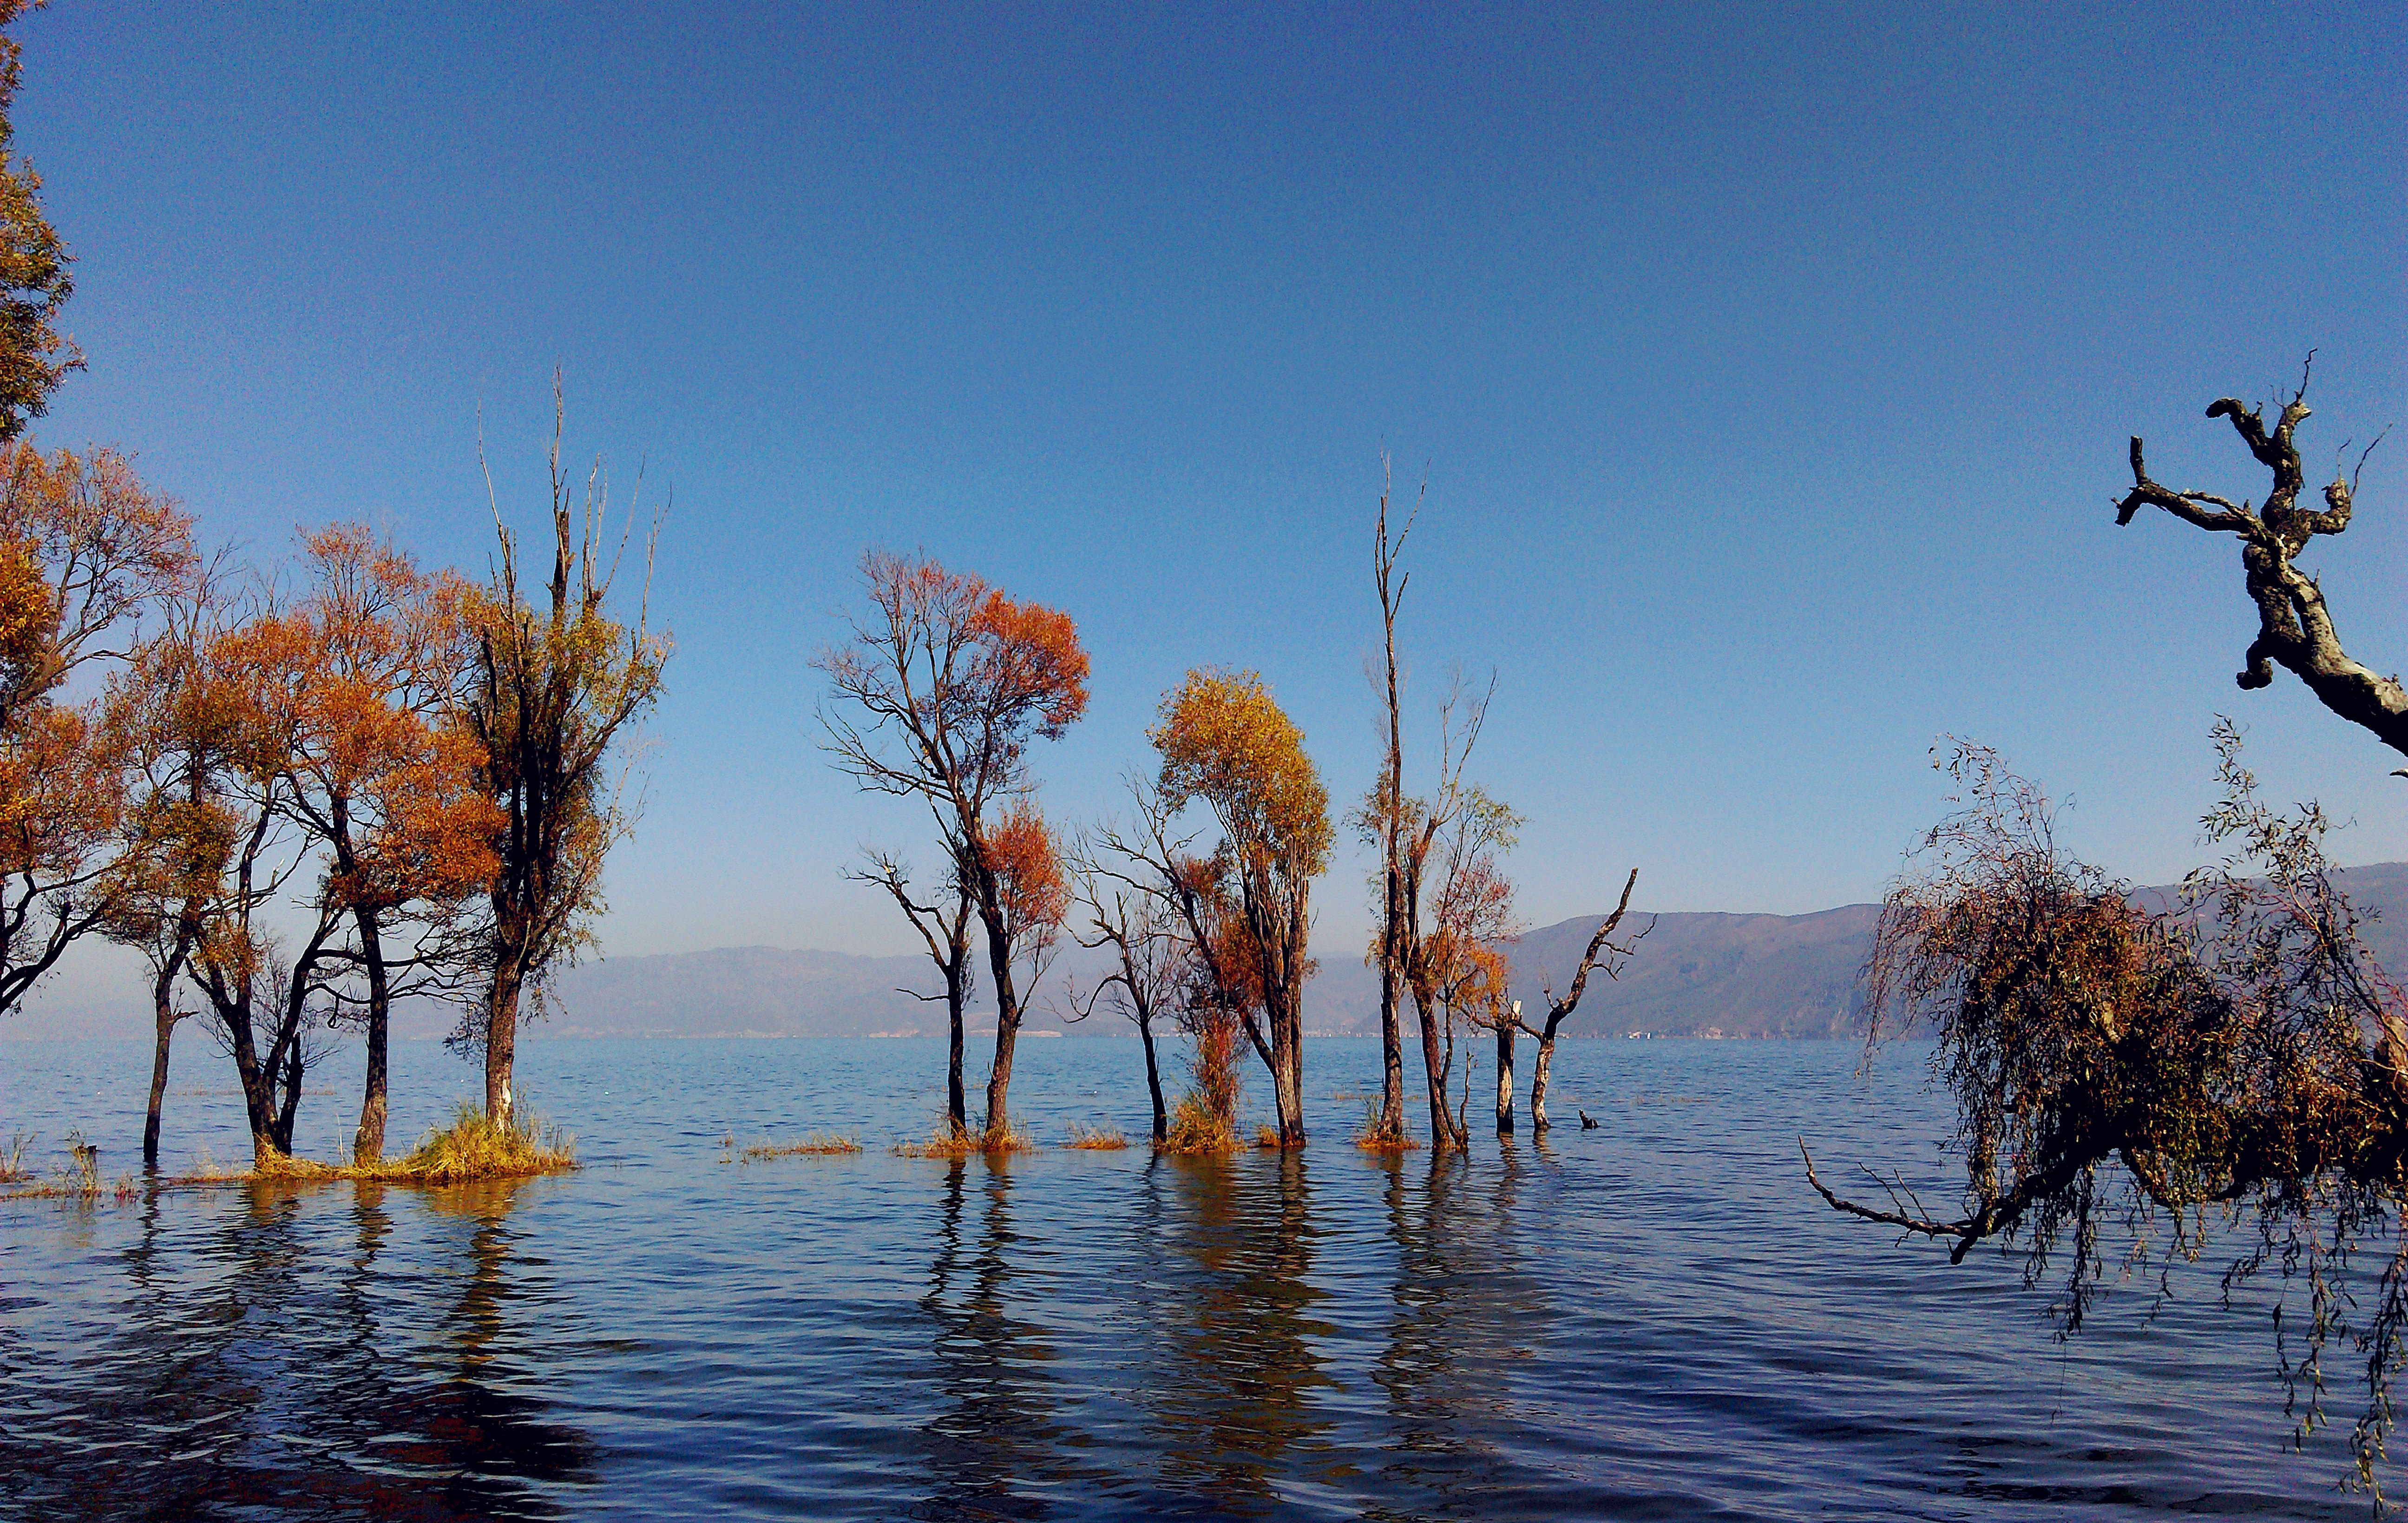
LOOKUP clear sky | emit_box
[19,2,2406,968]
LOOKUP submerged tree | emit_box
[1410,786,1521,1150]
[0,444,193,1018]
[265,528,499,1160]
[1152,668,1330,1147]
[461,395,667,1125]
[819,551,1088,1142]
[1357,470,1503,1147]
[1069,806,1197,1145]
[2114,358,2403,762]
[1509,869,1643,1133]
[854,839,978,1135]
[1807,733,2408,1501]
[0,0,79,441]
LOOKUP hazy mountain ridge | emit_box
[15,865,2403,1042]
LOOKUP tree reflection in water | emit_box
[1140,1149,1336,1515]
[1367,1142,1557,1516]
[916,1155,1106,1518]
[0,1175,592,1520]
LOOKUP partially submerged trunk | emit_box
[141,920,196,1167]
[351,905,391,1163]
[978,901,1023,1138]
[1495,1023,1516,1134]
[1139,1011,1167,1145]
[1530,1032,1557,1132]
[485,949,524,1128]
[143,978,176,1168]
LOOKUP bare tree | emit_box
[1510,869,1645,1132]
[1068,824,1187,1144]
[853,843,978,1135]
[1357,469,1515,1148]
[2114,356,2403,762]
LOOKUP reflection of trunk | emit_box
[1529,1033,1557,1132]
[351,904,391,1162]
[1138,1010,1167,1143]
[1494,1024,1516,1134]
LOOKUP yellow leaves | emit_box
[1151,667,1331,877]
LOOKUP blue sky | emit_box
[21,1,2406,964]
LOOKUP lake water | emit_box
[0,1034,2375,1519]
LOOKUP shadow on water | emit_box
[0,1175,594,1521]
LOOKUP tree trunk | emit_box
[143,972,176,1169]
[274,1034,304,1155]
[222,998,278,1161]
[979,902,1022,1139]
[1413,983,1462,1149]
[1378,889,1406,1139]
[1139,1011,1167,1145]
[1530,1031,1557,1132]
[1495,1024,1516,1135]
[946,990,968,1138]
[1272,1004,1306,1147]
[486,951,524,1127]
[352,906,391,1164]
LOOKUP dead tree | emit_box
[853,844,978,1137]
[1067,831,1185,1144]
[1512,869,1645,1131]
[2114,356,2404,762]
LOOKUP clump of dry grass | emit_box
[893,1117,1035,1158]
[1,1130,34,1182]
[244,1103,577,1186]
[384,1103,576,1182]
[1063,1122,1129,1150]
[1253,1123,1282,1149]
[0,1130,137,1201]
[741,1132,863,1161]
[1159,1091,1237,1155]
[1353,1098,1421,1152]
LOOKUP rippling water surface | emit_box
[0,1035,2372,1519]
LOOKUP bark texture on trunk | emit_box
[977,885,1025,1138]
[352,906,391,1163]
[486,955,523,1128]
[2115,380,2408,759]
[1495,1024,1516,1134]
[143,990,175,1167]
[1530,1035,1556,1132]
[1140,1014,1167,1144]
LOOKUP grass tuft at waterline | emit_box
[1064,1122,1129,1150]
[740,1132,864,1161]
[893,1118,1036,1158]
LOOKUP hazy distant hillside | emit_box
[504,861,2408,1042]
[537,945,1014,1039]
[15,864,2404,1042]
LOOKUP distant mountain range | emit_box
[14,864,2403,1042]
[450,859,2408,1042]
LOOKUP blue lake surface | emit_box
[0,1033,2375,1519]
